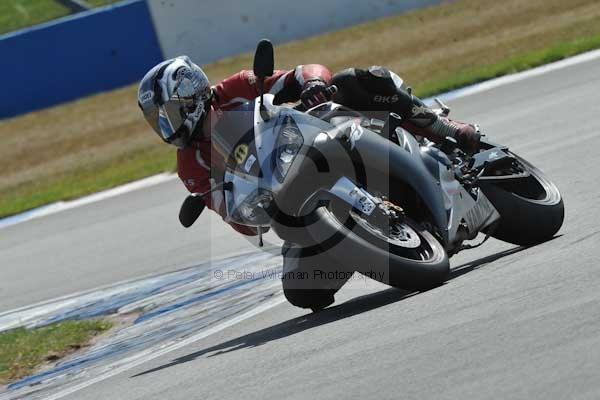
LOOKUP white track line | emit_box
[0,173,176,229]
[3,48,600,231]
[40,296,286,400]
[430,48,600,102]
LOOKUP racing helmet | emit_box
[137,56,212,148]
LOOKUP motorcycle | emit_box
[180,39,564,308]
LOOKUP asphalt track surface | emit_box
[2,55,600,399]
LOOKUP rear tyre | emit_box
[481,153,564,246]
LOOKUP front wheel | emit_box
[283,288,336,312]
[305,200,450,292]
[480,153,564,246]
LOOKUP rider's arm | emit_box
[177,146,260,236]
[212,65,332,109]
[266,64,332,104]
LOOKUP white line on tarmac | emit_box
[18,296,286,400]
[430,48,600,102]
[0,173,176,229]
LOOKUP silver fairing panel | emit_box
[437,160,500,244]
[223,94,329,226]
[419,142,500,244]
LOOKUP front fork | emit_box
[300,177,402,232]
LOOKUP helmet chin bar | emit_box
[167,109,208,149]
[162,96,206,144]
[189,115,206,141]
[169,134,187,149]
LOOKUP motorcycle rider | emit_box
[138,58,479,226]
[137,57,480,309]
[138,56,334,235]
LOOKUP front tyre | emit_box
[283,288,336,312]
[305,202,450,292]
[481,153,564,246]
[280,241,352,311]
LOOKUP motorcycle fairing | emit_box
[269,105,452,244]
[221,96,499,247]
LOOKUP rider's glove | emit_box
[300,80,330,109]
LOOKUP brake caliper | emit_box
[383,200,404,217]
[365,198,404,234]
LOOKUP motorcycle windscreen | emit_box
[211,100,263,178]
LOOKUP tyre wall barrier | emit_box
[0,0,443,118]
[0,0,163,118]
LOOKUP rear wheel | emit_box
[481,153,564,246]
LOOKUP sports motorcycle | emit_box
[180,40,564,299]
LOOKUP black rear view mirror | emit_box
[253,39,275,120]
[179,194,206,228]
[253,39,274,79]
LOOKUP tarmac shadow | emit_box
[132,245,527,378]
[132,287,416,378]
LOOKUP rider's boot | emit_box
[401,111,481,153]
[401,116,481,153]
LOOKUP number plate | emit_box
[349,188,376,215]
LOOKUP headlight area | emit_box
[273,116,304,183]
[231,189,274,226]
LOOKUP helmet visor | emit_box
[157,97,204,142]
[155,64,212,144]
[158,104,177,141]
[158,101,183,141]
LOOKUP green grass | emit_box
[416,33,600,98]
[0,1,70,35]
[0,0,123,36]
[84,0,121,8]
[0,320,113,384]
[0,146,174,217]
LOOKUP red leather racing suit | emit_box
[176,65,332,235]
